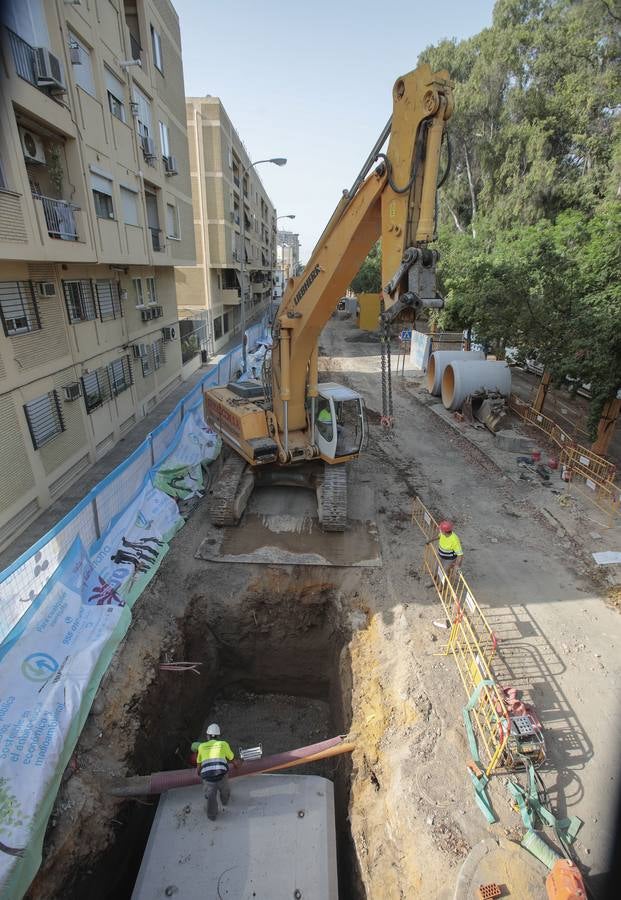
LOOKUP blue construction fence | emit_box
[0,322,266,644]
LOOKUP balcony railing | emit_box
[7,29,38,86]
[33,193,78,240]
[150,227,164,251]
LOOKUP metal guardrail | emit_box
[33,193,78,240]
[7,29,38,85]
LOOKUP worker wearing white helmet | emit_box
[195,723,239,821]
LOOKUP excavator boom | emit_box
[203,64,453,530]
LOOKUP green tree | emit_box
[351,241,382,293]
[421,0,621,436]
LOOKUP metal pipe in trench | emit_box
[109,736,352,798]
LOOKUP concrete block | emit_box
[132,774,338,899]
[494,430,536,452]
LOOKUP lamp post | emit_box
[240,157,286,371]
[275,214,295,310]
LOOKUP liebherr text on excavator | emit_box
[204,64,453,531]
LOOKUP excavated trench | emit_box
[65,579,366,899]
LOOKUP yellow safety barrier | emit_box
[412,498,508,775]
[509,394,619,524]
[411,495,438,542]
[562,446,621,526]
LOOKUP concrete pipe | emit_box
[441,360,511,411]
[426,350,485,396]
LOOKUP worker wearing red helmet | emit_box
[426,520,464,579]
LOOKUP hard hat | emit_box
[206,723,221,737]
[439,520,453,534]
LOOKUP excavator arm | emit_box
[271,64,453,436]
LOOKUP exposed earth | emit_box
[27,317,621,899]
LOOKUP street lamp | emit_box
[239,157,287,371]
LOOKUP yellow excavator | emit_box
[203,64,453,530]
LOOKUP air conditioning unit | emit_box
[19,128,46,165]
[164,155,178,176]
[63,382,81,401]
[34,47,66,91]
[141,308,153,322]
[141,135,156,159]
[37,281,56,297]
[130,101,140,116]
[162,325,176,342]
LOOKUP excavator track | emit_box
[207,453,249,526]
[317,465,348,532]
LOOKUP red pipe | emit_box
[147,736,345,795]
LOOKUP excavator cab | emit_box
[314,384,366,462]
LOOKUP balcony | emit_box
[7,29,38,85]
[33,194,79,240]
[233,174,240,188]
[150,227,164,252]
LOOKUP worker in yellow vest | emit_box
[195,723,239,821]
[426,520,464,580]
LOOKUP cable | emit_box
[437,131,452,188]
[375,119,430,195]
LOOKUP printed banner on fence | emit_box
[89,476,182,608]
[0,538,130,899]
[153,405,221,501]
[409,330,432,370]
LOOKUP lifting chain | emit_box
[380,317,394,430]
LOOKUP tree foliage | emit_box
[418,0,621,436]
[351,241,382,293]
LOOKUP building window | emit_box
[81,368,111,414]
[139,343,153,376]
[108,355,133,395]
[69,31,96,96]
[133,277,144,306]
[223,312,230,333]
[145,276,157,305]
[0,281,41,336]
[120,186,140,225]
[159,121,170,158]
[105,68,126,122]
[152,338,164,370]
[166,203,179,239]
[95,280,123,321]
[150,25,163,72]
[213,316,222,341]
[222,269,237,290]
[91,173,114,219]
[0,157,7,190]
[62,280,96,323]
[24,391,65,449]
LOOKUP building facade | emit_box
[274,229,300,299]
[0,0,195,552]
[176,97,277,354]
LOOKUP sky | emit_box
[175,0,497,262]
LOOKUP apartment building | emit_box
[176,96,277,354]
[0,0,195,552]
[274,229,301,299]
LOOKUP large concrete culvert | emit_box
[426,350,485,395]
[441,360,511,411]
